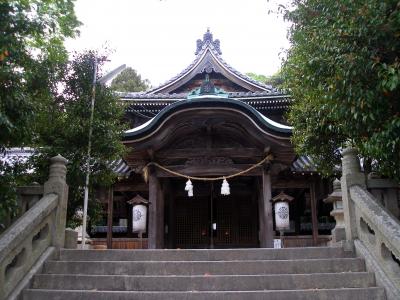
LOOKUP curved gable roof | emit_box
[123,96,292,143]
[147,29,276,95]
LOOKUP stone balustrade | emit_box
[0,155,68,300]
[16,184,44,217]
[367,177,400,219]
[341,148,400,300]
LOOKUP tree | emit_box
[111,67,151,92]
[0,0,80,224]
[31,51,127,227]
[0,0,80,149]
[246,71,284,87]
[0,156,31,231]
[246,72,269,83]
[280,0,400,180]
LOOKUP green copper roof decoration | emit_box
[187,74,228,99]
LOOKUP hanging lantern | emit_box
[271,191,294,231]
[132,204,147,232]
[127,195,148,233]
[185,179,194,197]
[221,178,230,195]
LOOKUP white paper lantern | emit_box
[132,204,147,233]
[274,201,290,230]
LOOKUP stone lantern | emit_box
[323,179,345,243]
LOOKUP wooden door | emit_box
[214,195,259,248]
[174,195,210,248]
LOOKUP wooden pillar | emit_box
[148,167,164,249]
[259,169,274,248]
[168,191,176,249]
[106,187,113,249]
[162,179,173,249]
[310,182,319,246]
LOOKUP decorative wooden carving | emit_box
[185,157,233,167]
[269,162,289,175]
[172,136,208,149]
[127,159,146,173]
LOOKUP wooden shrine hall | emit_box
[92,30,334,249]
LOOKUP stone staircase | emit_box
[22,246,386,300]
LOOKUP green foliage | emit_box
[281,0,400,179]
[0,157,31,230]
[31,51,127,228]
[246,72,269,83]
[0,0,80,149]
[246,71,284,87]
[0,0,80,226]
[111,67,151,92]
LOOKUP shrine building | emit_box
[92,30,335,249]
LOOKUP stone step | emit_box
[59,247,353,261]
[23,287,387,300]
[43,257,365,275]
[32,272,376,291]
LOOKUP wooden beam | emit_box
[113,183,148,192]
[272,180,311,189]
[156,148,263,159]
[155,164,262,178]
[106,187,113,249]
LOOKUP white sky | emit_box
[66,0,290,87]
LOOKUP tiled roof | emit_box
[144,30,278,95]
[2,148,320,175]
[122,94,292,118]
[1,148,132,177]
[108,159,132,178]
[118,90,289,100]
[291,156,317,173]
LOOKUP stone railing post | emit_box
[341,147,366,243]
[43,155,69,250]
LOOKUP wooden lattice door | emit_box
[173,179,258,249]
[214,195,259,248]
[174,195,210,248]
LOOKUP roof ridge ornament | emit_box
[187,74,228,99]
[195,28,222,55]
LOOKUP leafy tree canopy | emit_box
[281,0,400,180]
[246,70,284,87]
[111,67,151,92]
[32,51,127,227]
[0,0,81,149]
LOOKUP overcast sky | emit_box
[65,0,290,86]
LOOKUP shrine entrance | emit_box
[123,97,295,249]
[166,177,259,249]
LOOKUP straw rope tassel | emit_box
[142,154,273,197]
[221,178,230,195]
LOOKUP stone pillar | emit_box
[341,147,365,242]
[324,179,345,243]
[43,155,69,250]
[148,167,164,249]
[259,169,274,248]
